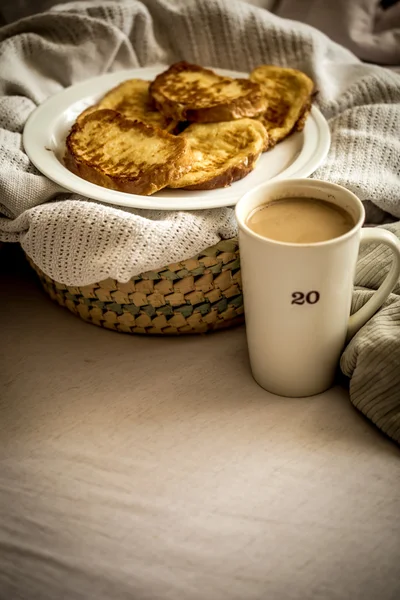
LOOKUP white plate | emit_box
[23,65,331,211]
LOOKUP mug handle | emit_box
[347,228,400,341]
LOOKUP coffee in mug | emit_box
[235,179,400,398]
[246,197,354,244]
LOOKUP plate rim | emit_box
[23,65,331,211]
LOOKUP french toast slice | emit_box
[77,79,177,132]
[250,65,314,147]
[169,119,268,190]
[65,109,192,196]
[150,61,268,123]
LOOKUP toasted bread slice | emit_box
[169,119,268,190]
[77,79,177,132]
[150,61,268,123]
[65,109,192,196]
[250,65,314,147]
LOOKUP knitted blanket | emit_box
[0,0,399,442]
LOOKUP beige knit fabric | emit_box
[0,0,399,441]
[341,221,400,443]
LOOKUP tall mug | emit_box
[236,179,400,397]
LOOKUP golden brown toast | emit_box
[77,79,176,132]
[169,119,268,190]
[65,109,192,196]
[250,65,314,147]
[150,61,268,123]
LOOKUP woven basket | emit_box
[27,238,244,334]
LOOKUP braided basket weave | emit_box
[28,239,244,334]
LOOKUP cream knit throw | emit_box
[0,0,399,442]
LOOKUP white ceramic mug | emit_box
[236,178,400,398]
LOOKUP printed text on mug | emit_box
[291,291,320,305]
